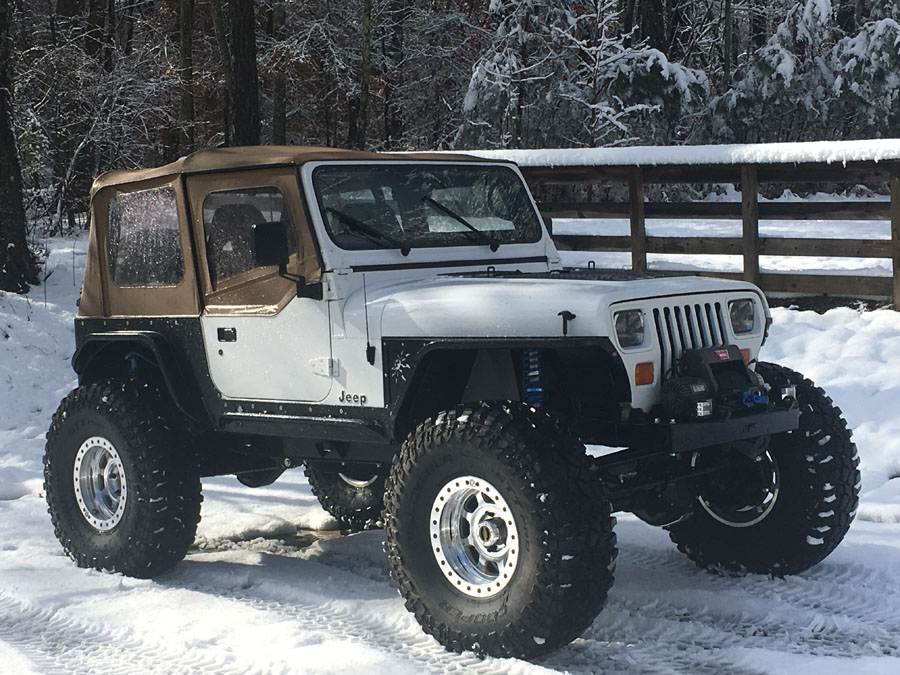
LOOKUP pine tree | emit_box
[558,1,707,146]
[832,13,900,138]
[714,0,837,142]
[457,0,573,148]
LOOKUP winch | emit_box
[661,346,771,422]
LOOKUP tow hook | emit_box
[742,389,769,408]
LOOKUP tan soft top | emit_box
[91,146,501,195]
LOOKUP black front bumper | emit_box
[587,407,801,453]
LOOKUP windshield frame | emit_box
[307,161,545,255]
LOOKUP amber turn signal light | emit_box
[634,362,654,386]
[740,349,750,364]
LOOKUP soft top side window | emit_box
[202,186,298,288]
[108,186,183,287]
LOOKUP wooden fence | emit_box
[518,158,900,304]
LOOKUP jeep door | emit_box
[187,169,332,402]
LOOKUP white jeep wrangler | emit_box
[45,146,859,659]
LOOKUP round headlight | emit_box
[615,310,644,348]
[729,299,756,335]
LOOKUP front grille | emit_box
[653,302,729,377]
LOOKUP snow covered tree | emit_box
[457,0,575,148]
[556,2,708,146]
[556,2,647,147]
[2,0,897,219]
[713,0,838,142]
[16,5,181,230]
[868,0,900,21]
[831,14,900,138]
[604,48,709,145]
[458,1,707,149]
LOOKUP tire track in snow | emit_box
[613,543,900,657]
[0,592,258,675]
[545,543,900,675]
[182,537,536,673]
[163,576,528,675]
[185,532,900,673]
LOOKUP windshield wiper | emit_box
[422,197,499,252]
[326,207,411,256]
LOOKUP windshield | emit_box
[312,164,543,252]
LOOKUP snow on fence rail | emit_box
[469,140,900,304]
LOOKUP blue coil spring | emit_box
[522,349,545,405]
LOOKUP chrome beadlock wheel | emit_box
[338,473,379,489]
[430,475,519,598]
[72,436,127,531]
[693,449,780,528]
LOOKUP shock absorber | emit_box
[522,349,546,406]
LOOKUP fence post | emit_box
[892,164,900,308]
[741,165,760,286]
[629,167,647,271]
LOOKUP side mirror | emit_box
[253,221,290,268]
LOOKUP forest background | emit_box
[1,0,899,291]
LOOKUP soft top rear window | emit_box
[312,164,542,252]
[108,186,183,287]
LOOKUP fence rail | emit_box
[517,158,900,304]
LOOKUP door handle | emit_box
[217,327,237,342]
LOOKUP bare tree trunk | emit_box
[749,0,767,50]
[666,0,688,59]
[56,0,78,19]
[209,0,260,146]
[103,0,115,71]
[270,2,286,145]
[0,0,37,293]
[641,0,666,51]
[620,0,637,46]
[120,1,134,56]
[230,0,260,145]
[210,0,234,145]
[836,0,858,32]
[723,0,734,86]
[348,0,373,149]
[382,0,407,149]
[179,0,195,153]
[85,0,105,58]
[513,7,529,148]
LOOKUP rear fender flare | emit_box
[73,331,206,425]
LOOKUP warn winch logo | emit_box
[715,349,730,360]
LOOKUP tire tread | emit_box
[384,402,616,658]
[44,379,202,578]
[668,362,860,576]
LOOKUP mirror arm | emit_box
[278,265,323,300]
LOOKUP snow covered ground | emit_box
[2,227,899,674]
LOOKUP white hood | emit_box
[339,273,765,341]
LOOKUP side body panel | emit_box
[185,169,334,403]
[200,299,333,402]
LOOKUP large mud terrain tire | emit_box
[668,362,860,576]
[304,463,385,532]
[384,403,617,659]
[44,380,202,578]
